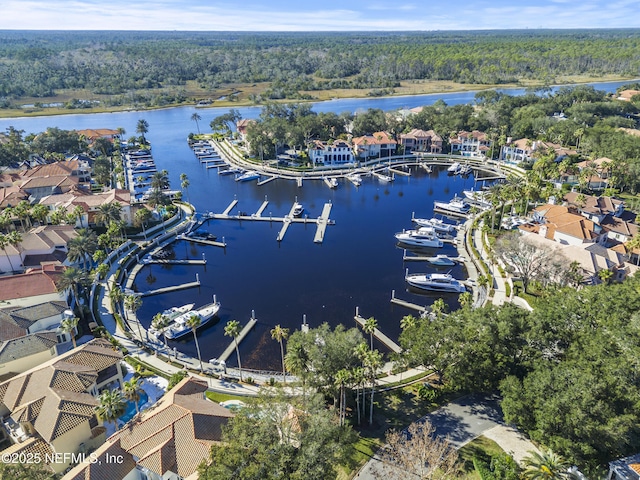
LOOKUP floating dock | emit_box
[179,235,227,248]
[313,203,333,243]
[390,290,429,314]
[432,207,469,219]
[221,199,238,216]
[297,177,303,187]
[323,177,337,189]
[218,315,258,362]
[277,217,292,242]
[354,311,402,354]
[388,167,410,177]
[255,199,269,217]
[257,176,277,186]
[402,253,463,263]
[144,258,207,266]
[140,279,201,297]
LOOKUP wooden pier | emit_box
[140,279,201,297]
[222,199,238,216]
[354,310,402,354]
[313,203,333,244]
[218,315,258,362]
[390,290,429,314]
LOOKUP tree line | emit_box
[2,29,640,104]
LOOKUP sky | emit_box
[1,0,640,31]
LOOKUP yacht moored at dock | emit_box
[395,228,444,248]
[447,162,461,173]
[292,202,304,217]
[164,301,221,340]
[148,303,196,335]
[235,171,260,182]
[405,272,467,293]
[433,196,471,215]
[412,216,457,234]
[347,173,362,186]
[426,254,458,266]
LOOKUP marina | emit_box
[354,309,402,354]
[139,279,202,297]
[218,313,259,363]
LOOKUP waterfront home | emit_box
[563,192,625,224]
[352,131,397,159]
[62,377,234,480]
[399,128,443,154]
[39,189,133,227]
[520,204,604,246]
[236,119,256,141]
[616,89,640,102]
[449,130,491,158]
[0,225,78,274]
[76,128,121,143]
[0,339,124,474]
[308,139,355,166]
[19,175,81,202]
[499,138,535,164]
[0,332,59,381]
[21,159,91,185]
[0,264,67,308]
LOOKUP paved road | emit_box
[354,394,504,480]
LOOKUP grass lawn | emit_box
[458,436,505,479]
[205,391,248,404]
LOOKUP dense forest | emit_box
[1,29,640,106]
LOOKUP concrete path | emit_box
[482,424,540,465]
[354,394,532,480]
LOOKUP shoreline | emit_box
[1,75,637,120]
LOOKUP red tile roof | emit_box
[0,265,65,301]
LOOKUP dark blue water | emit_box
[0,79,633,370]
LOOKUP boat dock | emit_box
[297,177,303,187]
[433,207,469,218]
[354,309,402,354]
[218,314,258,363]
[144,258,207,266]
[323,177,337,189]
[388,167,410,177]
[222,199,238,216]
[140,278,201,297]
[402,252,463,263]
[313,203,333,243]
[255,199,269,217]
[179,235,227,248]
[257,176,277,186]
[390,290,429,314]
[276,217,292,242]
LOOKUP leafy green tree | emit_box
[95,389,126,428]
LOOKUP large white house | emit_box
[308,140,355,166]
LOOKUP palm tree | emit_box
[67,229,98,271]
[180,173,191,206]
[136,119,149,145]
[363,349,383,425]
[597,268,614,285]
[459,291,473,309]
[0,233,18,273]
[626,234,640,266]
[72,205,86,228]
[400,314,417,331]
[335,369,350,426]
[186,313,204,372]
[122,377,145,418]
[95,202,122,228]
[522,448,569,479]
[224,320,243,381]
[13,200,31,231]
[30,203,49,226]
[109,287,124,316]
[56,267,88,320]
[363,316,377,350]
[191,113,202,134]
[95,389,126,428]
[152,312,171,348]
[270,325,290,382]
[350,365,366,425]
[285,342,310,393]
[150,170,169,191]
[124,294,143,339]
[134,208,152,239]
[60,316,79,348]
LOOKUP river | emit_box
[0,79,633,370]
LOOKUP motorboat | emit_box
[188,230,217,241]
[219,167,243,176]
[375,172,393,183]
[433,196,471,215]
[405,272,467,293]
[235,170,260,182]
[395,229,443,248]
[148,303,195,335]
[164,301,221,340]
[459,164,472,175]
[347,173,362,186]
[292,202,304,217]
[463,189,491,208]
[324,177,339,188]
[447,162,461,173]
[426,254,457,266]
[412,217,457,234]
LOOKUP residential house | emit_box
[399,129,443,154]
[0,264,67,308]
[500,138,535,164]
[0,301,71,337]
[0,332,59,382]
[39,189,132,227]
[0,339,124,474]
[0,224,78,273]
[608,452,640,479]
[520,204,604,246]
[20,175,81,202]
[63,377,234,480]
[574,157,612,190]
[563,192,625,224]
[0,185,28,209]
[616,89,640,102]
[22,159,91,185]
[308,140,355,166]
[352,131,397,159]
[76,129,121,143]
[449,130,491,158]
[236,119,256,141]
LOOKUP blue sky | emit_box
[1,0,639,31]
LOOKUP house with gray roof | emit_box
[0,338,123,474]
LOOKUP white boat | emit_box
[347,173,362,186]
[395,229,444,248]
[375,172,393,183]
[148,303,195,335]
[412,217,457,234]
[463,189,491,208]
[235,171,260,182]
[405,272,467,293]
[292,202,304,217]
[447,162,461,173]
[426,254,457,266]
[164,301,221,340]
[459,164,472,175]
[324,177,338,188]
[219,167,243,176]
[434,196,471,215]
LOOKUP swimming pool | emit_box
[120,391,149,423]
